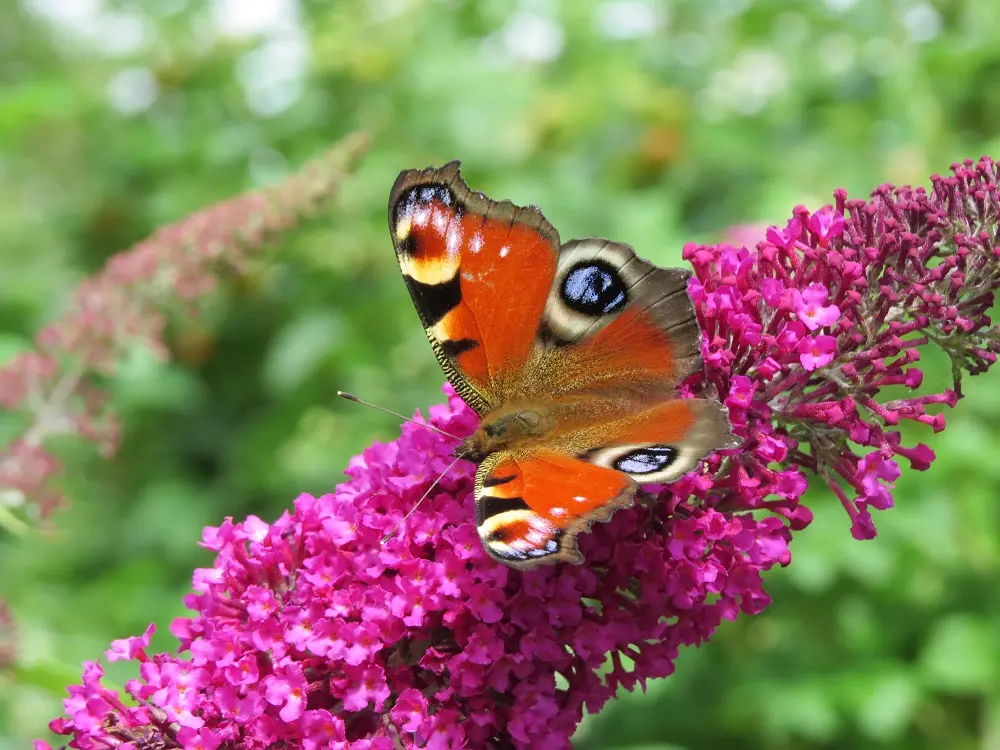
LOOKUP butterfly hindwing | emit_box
[568,398,740,482]
[470,399,736,569]
[475,449,636,568]
[389,162,560,414]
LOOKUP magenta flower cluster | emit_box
[686,158,999,539]
[40,158,1000,749]
[39,390,791,750]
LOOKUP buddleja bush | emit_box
[7,155,999,749]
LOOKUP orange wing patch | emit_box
[474,450,636,569]
[456,218,556,384]
[389,164,559,411]
[601,398,698,444]
[546,308,683,398]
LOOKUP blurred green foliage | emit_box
[2,0,999,748]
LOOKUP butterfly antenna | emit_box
[380,454,465,544]
[337,391,461,440]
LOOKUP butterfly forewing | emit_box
[389,162,560,414]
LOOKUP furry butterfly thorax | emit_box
[388,161,738,570]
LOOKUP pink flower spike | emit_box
[175,726,222,750]
[793,283,841,331]
[106,623,155,662]
[263,665,308,722]
[244,585,279,621]
[342,665,390,712]
[302,710,347,749]
[807,205,845,245]
[857,453,900,510]
[242,515,270,543]
[797,335,838,370]
[391,688,429,733]
[850,506,878,540]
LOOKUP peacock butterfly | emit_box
[387,162,738,569]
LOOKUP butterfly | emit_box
[388,162,738,570]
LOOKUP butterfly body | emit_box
[389,162,738,569]
[456,403,549,463]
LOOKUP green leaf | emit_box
[262,311,342,395]
[0,503,30,536]
[920,614,998,692]
[10,660,88,698]
[0,333,30,368]
[855,670,920,742]
[114,346,205,411]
